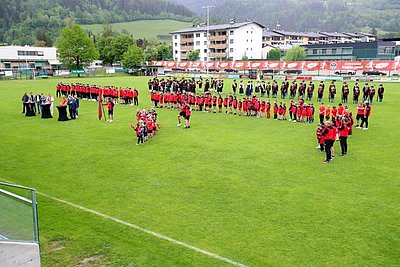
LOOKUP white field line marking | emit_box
[0,179,247,267]
[0,234,8,240]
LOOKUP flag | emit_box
[98,95,102,120]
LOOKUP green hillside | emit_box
[0,0,195,45]
[83,20,190,42]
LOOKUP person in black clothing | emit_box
[22,92,29,113]
[67,95,77,119]
[377,84,384,102]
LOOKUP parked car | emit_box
[171,68,185,72]
[362,70,387,76]
[283,70,302,74]
[224,68,238,73]
[208,69,220,73]
[262,70,279,74]
[248,70,258,79]
[334,70,356,75]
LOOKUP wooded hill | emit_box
[172,0,400,35]
[0,0,195,46]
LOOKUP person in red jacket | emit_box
[132,88,139,106]
[273,102,278,120]
[265,100,271,119]
[177,103,186,127]
[325,105,331,121]
[338,119,349,156]
[321,120,336,163]
[360,101,372,130]
[316,124,325,152]
[184,104,191,129]
[103,97,115,122]
[217,96,223,113]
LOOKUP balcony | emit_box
[180,46,194,51]
[209,43,227,49]
[209,52,227,58]
[180,37,194,43]
[209,35,227,41]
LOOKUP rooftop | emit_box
[171,21,265,34]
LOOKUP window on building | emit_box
[175,50,178,54]
[204,41,207,45]
[174,35,177,39]
[204,57,207,61]
[251,31,253,34]
[247,31,248,33]
[230,48,234,53]
[331,48,337,54]
[174,43,177,47]
[342,48,352,54]
[230,39,234,44]
[246,39,248,42]
[204,33,207,37]
[321,49,327,55]
[230,30,234,35]
[204,49,207,53]
[196,41,200,46]
[17,50,44,56]
[312,49,318,55]
[196,33,200,37]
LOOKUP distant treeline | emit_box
[0,0,195,46]
[173,0,400,34]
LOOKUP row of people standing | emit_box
[147,77,385,104]
[56,83,139,105]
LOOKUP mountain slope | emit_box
[171,0,400,34]
[0,0,195,45]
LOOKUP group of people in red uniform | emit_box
[315,100,373,163]
[316,116,351,163]
[150,90,320,123]
[56,83,139,105]
[131,109,159,145]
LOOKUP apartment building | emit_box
[171,21,264,61]
[262,30,377,48]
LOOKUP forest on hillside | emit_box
[0,0,195,46]
[171,0,400,34]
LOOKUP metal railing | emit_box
[0,182,39,243]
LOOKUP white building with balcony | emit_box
[171,21,264,61]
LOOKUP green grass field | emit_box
[82,20,191,42]
[0,76,399,266]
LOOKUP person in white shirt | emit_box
[47,93,55,116]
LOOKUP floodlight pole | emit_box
[202,5,214,76]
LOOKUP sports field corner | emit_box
[0,76,400,266]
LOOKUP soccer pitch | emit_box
[0,76,399,266]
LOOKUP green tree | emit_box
[156,44,173,60]
[96,34,133,65]
[122,44,144,69]
[102,23,115,38]
[187,50,200,61]
[241,54,249,61]
[267,48,281,60]
[56,25,99,72]
[283,46,306,61]
[112,34,134,62]
[144,46,158,61]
